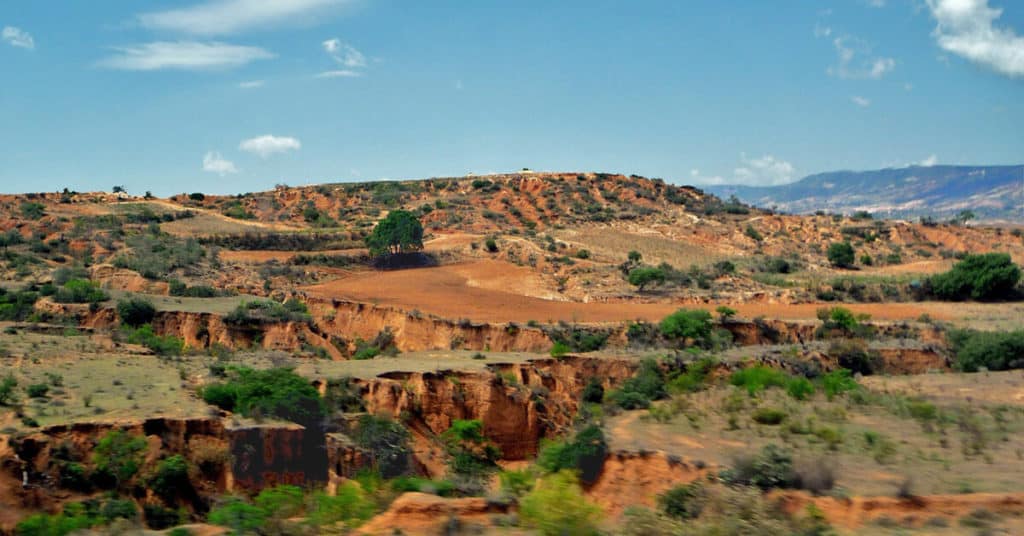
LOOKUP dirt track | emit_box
[304,260,978,324]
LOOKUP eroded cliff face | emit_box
[0,416,328,531]
[587,451,714,517]
[358,357,637,461]
[306,296,552,353]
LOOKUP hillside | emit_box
[707,165,1024,222]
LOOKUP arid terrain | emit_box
[2,172,1023,535]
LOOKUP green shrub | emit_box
[729,366,788,396]
[0,374,16,405]
[537,425,608,485]
[208,497,267,534]
[745,224,764,242]
[786,377,815,401]
[117,297,156,327]
[392,476,457,496]
[52,279,108,304]
[550,341,571,358]
[93,430,147,486]
[352,414,411,478]
[752,407,787,425]
[308,484,376,528]
[520,471,602,536]
[668,357,717,393]
[658,482,706,520]
[20,202,46,220]
[628,267,666,292]
[26,383,49,398]
[125,324,184,356]
[254,485,305,519]
[150,455,190,502]
[948,328,1024,372]
[442,419,501,491]
[720,444,796,490]
[607,359,666,409]
[659,309,713,344]
[827,242,855,268]
[931,253,1021,300]
[202,367,324,424]
[498,469,535,498]
[581,377,604,403]
[820,369,858,400]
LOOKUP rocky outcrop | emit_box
[587,451,714,517]
[357,492,510,535]
[359,356,637,461]
[90,264,169,294]
[307,296,552,353]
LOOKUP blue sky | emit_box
[1,0,1022,195]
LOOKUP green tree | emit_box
[117,297,156,327]
[364,210,424,257]
[353,414,412,478]
[0,374,17,406]
[931,253,1021,300]
[93,430,147,487]
[659,308,713,342]
[628,266,666,292]
[520,471,603,536]
[827,242,855,268]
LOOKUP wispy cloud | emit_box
[239,135,301,158]
[202,151,238,175]
[2,26,34,49]
[851,95,871,107]
[825,35,896,79]
[322,38,365,67]
[138,0,347,36]
[238,80,265,88]
[688,154,798,187]
[317,38,367,78]
[926,0,1024,78]
[314,69,362,78]
[97,41,274,71]
[919,154,938,167]
[865,0,886,7]
[734,154,796,186]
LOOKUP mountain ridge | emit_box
[705,164,1023,222]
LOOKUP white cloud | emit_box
[97,41,274,71]
[926,0,1024,78]
[139,0,346,36]
[734,154,796,186]
[919,154,938,166]
[814,24,832,38]
[688,168,727,185]
[322,38,365,67]
[239,135,301,158]
[851,95,872,107]
[2,26,34,49]
[315,69,362,78]
[826,36,896,79]
[238,80,264,88]
[202,151,238,175]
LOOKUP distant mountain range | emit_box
[705,165,1023,222]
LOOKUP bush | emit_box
[442,419,501,491]
[93,431,147,486]
[820,369,858,400]
[52,279,108,304]
[628,266,666,292]
[117,297,156,327]
[827,242,855,268]
[786,377,815,401]
[931,253,1021,300]
[752,407,787,425]
[125,324,184,356]
[550,341,571,358]
[658,482,706,520]
[721,444,796,490]
[948,329,1024,372]
[520,471,603,536]
[729,366,788,396]
[581,377,604,404]
[537,425,608,485]
[150,455,190,502]
[829,339,882,375]
[0,374,16,405]
[202,367,324,425]
[607,359,666,409]
[352,414,412,478]
[208,497,267,534]
[26,383,49,398]
[659,309,713,345]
